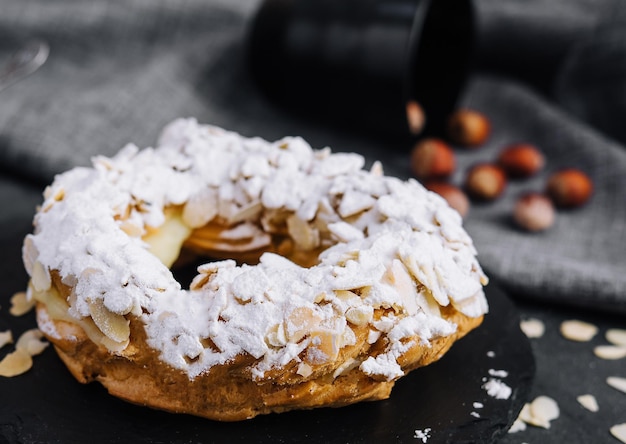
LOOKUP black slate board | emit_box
[0,283,534,444]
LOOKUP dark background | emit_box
[1,0,626,442]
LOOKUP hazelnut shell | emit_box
[410,138,456,181]
[447,109,491,147]
[464,163,507,201]
[546,169,593,208]
[498,143,545,178]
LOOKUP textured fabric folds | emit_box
[0,0,624,313]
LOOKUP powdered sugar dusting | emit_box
[482,378,512,399]
[413,428,432,442]
[24,118,488,380]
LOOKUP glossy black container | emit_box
[248,0,474,139]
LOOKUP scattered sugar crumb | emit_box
[611,423,626,444]
[560,319,598,342]
[576,394,599,412]
[520,318,545,338]
[482,378,512,400]
[470,411,480,418]
[488,369,509,378]
[413,428,431,442]
[607,376,626,394]
[473,402,483,409]
[486,351,495,358]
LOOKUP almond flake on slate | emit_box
[607,376,626,394]
[0,329,49,378]
[611,423,626,444]
[560,319,598,342]
[9,291,35,316]
[606,329,626,347]
[0,330,13,349]
[520,318,545,338]
[0,349,33,377]
[594,345,626,360]
[517,396,560,429]
[576,394,599,412]
[16,329,49,356]
[507,417,527,433]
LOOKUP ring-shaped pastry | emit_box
[23,119,488,420]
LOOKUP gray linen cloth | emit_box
[1,0,625,313]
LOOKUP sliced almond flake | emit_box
[265,323,287,348]
[576,394,599,412]
[611,423,626,444]
[118,219,144,237]
[306,330,338,364]
[186,230,271,253]
[594,345,626,360]
[296,196,320,222]
[607,376,626,394]
[286,214,320,251]
[296,362,313,378]
[387,259,419,316]
[88,299,130,344]
[370,160,383,176]
[0,349,33,377]
[606,329,626,347]
[101,336,130,353]
[332,357,359,379]
[560,319,598,342]
[16,329,49,356]
[31,261,52,292]
[196,259,236,275]
[9,291,35,317]
[345,305,373,326]
[22,235,37,275]
[517,396,559,429]
[327,221,364,243]
[518,403,533,423]
[286,307,322,344]
[227,201,263,225]
[520,318,545,338]
[507,417,527,433]
[0,330,13,349]
[530,396,560,423]
[337,189,376,218]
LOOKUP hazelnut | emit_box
[425,182,470,217]
[410,138,456,181]
[465,163,507,201]
[447,109,491,147]
[546,169,593,208]
[406,100,425,135]
[513,193,555,232]
[498,143,545,178]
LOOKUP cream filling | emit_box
[142,208,193,269]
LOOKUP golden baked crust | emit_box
[37,290,481,421]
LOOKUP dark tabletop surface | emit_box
[1,0,626,443]
[0,172,624,443]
